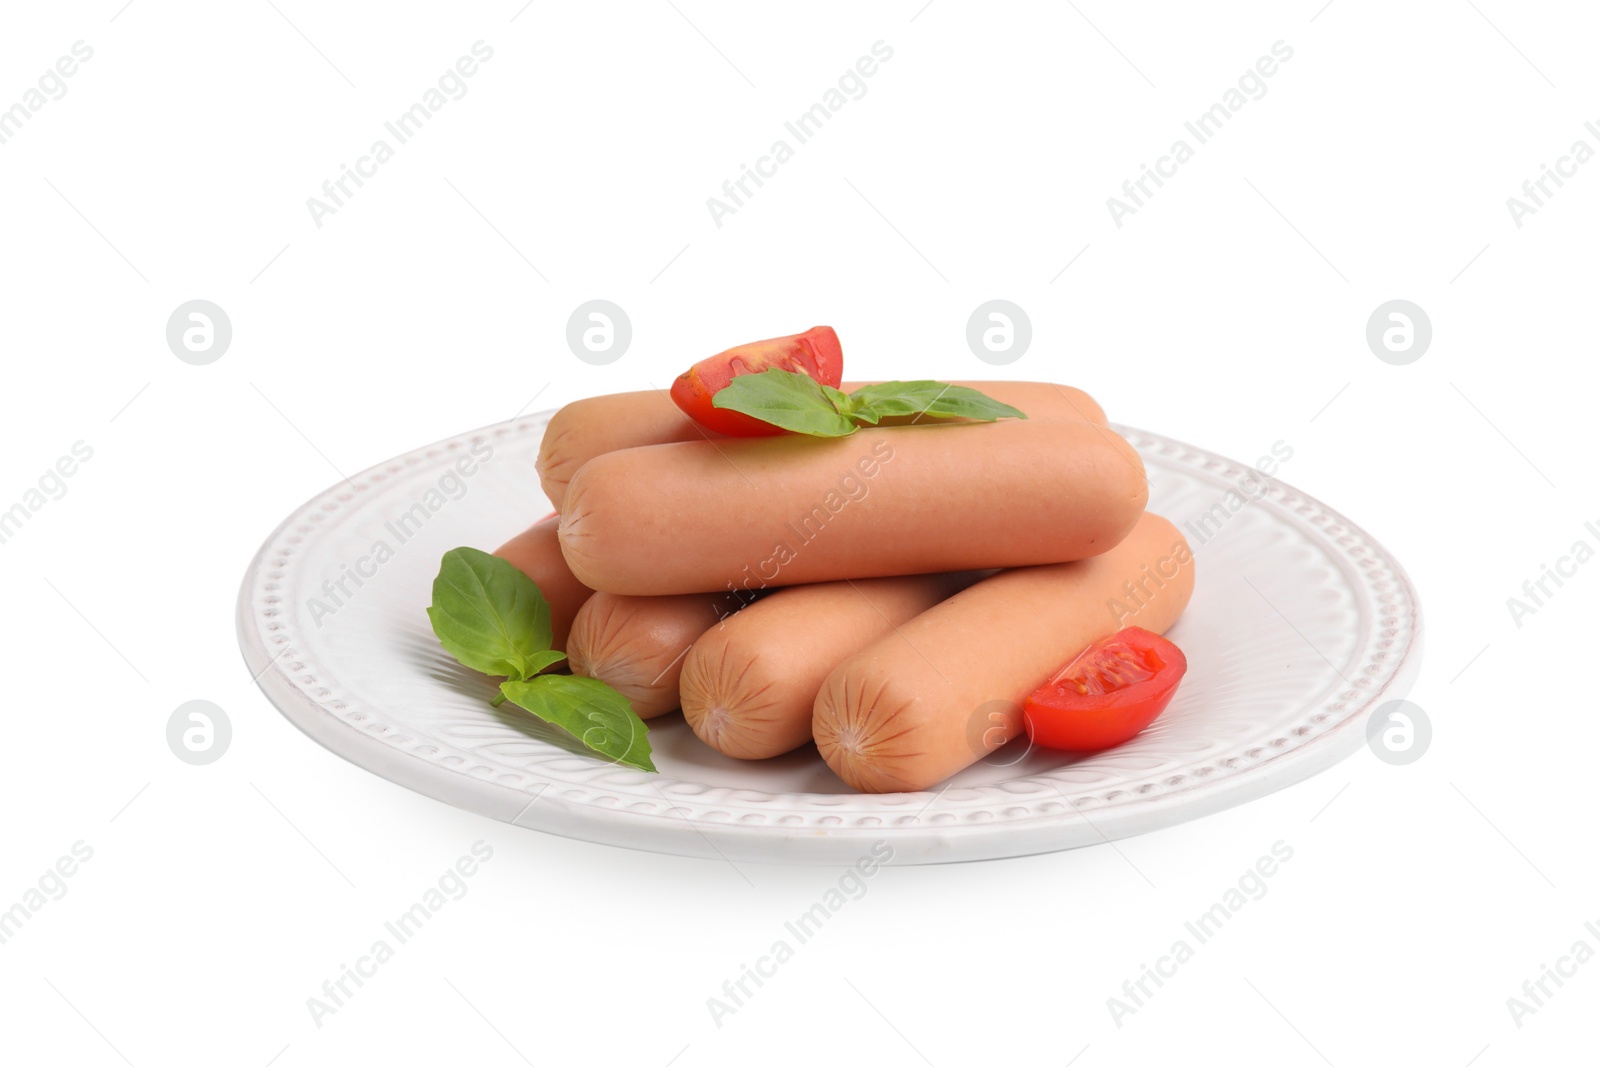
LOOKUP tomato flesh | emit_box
[1022,627,1187,752]
[670,326,844,436]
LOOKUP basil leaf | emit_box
[820,383,879,425]
[492,652,564,702]
[849,381,1027,423]
[427,547,554,680]
[500,675,656,772]
[426,548,651,769]
[525,649,568,674]
[712,368,858,437]
[705,369,1025,437]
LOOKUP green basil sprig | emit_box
[711,369,1027,437]
[427,547,655,772]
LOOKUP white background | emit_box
[1,1,1595,1063]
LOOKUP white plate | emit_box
[237,413,1422,865]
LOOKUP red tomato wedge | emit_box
[1022,627,1187,751]
[670,326,844,436]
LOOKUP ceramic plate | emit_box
[237,412,1422,865]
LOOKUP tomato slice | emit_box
[1022,627,1187,751]
[669,326,844,436]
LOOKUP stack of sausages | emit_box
[496,383,1194,793]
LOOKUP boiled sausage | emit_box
[537,382,1108,511]
[566,590,747,719]
[813,513,1194,792]
[560,418,1147,596]
[680,572,984,759]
